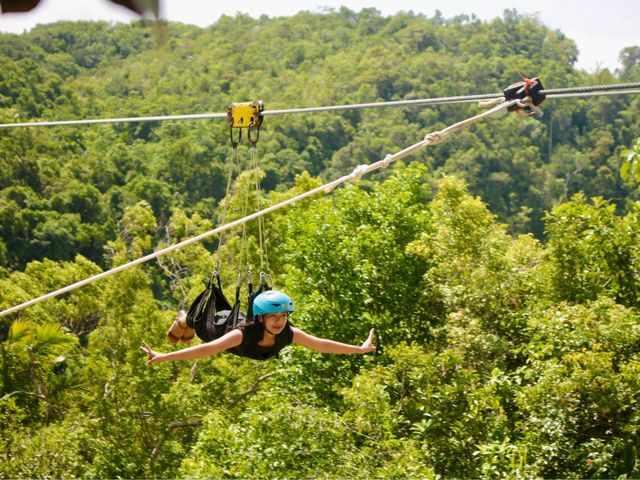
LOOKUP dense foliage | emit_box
[1,8,640,478]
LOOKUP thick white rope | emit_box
[0,98,524,317]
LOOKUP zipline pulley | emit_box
[227,100,264,147]
[504,76,545,116]
[198,99,271,342]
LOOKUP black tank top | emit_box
[229,321,293,360]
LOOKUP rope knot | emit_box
[514,96,544,117]
[516,96,532,108]
[424,132,444,144]
[514,97,544,117]
[349,164,369,183]
[382,154,394,168]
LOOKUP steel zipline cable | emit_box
[0,82,639,129]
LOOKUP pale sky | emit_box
[0,0,638,72]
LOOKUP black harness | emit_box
[185,273,291,360]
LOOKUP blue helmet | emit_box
[253,290,294,315]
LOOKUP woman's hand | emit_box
[141,341,163,365]
[360,328,376,353]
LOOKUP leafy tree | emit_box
[2,9,640,478]
[284,163,440,347]
[409,175,550,347]
[620,138,640,183]
[153,207,216,306]
[0,254,105,346]
[619,46,640,77]
[107,200,158,262]
[0,321,78,425]
[515,299,640,478]
[544,194,640,306]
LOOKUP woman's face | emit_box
[260,311,288,334]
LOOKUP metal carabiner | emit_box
[229,126,242,148]
[259,271,272,288]
[248,126,260,148]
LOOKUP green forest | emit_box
[1,7,640,478]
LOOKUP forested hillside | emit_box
[1,8,640,478]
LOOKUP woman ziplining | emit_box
[141,290,376,364]
[142,103,376,365]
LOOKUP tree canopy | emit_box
[1,8,640,478]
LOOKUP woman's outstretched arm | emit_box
[141,329,243,365]
[292,327,376,354]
